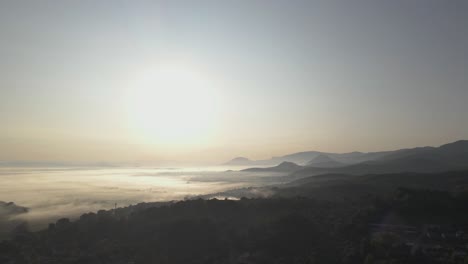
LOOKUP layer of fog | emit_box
[0,166,284,233]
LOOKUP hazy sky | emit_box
[1,0,467,165]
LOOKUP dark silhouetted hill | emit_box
[0,202,29,240]
[0,202,28,216]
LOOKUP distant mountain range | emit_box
[227,140,468,178]
[224,149,392,167]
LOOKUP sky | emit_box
[1,0,467,165]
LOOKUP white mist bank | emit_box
[0,166,283,230]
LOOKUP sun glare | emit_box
[127,63,219,146]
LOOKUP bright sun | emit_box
[127,63,219,146]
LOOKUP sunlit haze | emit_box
[1,0,467,165]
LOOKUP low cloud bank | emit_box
[0,166,282,235]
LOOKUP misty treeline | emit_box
[2,185,468,264]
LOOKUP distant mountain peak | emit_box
[223,157,252,165]
[276,161,301,169]
[308,154,334,163]
[306,154,343,168]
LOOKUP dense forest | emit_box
[2,171,468,263]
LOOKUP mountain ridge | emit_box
[224,140,467,167]
[291,140,468,178]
